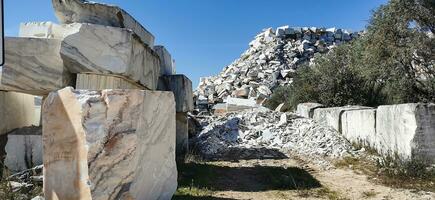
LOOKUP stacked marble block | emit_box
[0,0,191,199]
[297,103,435,163]
[158,75,194,158]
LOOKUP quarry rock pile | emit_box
[195,26,359,106]
[192,107,354,165]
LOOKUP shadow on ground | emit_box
[215,147,289,161]
[175,161,321,192]
[174,195,236,200]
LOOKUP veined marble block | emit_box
[52,0,155,47]
[4,126,42,173]
[43,87,177,200]
[0,91,39,135]
[76,73,145,90]
[155,46,175,75]
[158,75,193,112]
[0,37,74,95]
[376,103,435,163]
[176,113,189,158]
[19,22,78,39]
[60,23,160,90]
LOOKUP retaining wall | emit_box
[298,103,435,163]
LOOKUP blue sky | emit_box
[4,0,387,87]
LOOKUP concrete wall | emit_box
[301,103,435,163]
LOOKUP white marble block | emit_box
[313,106,371,133]
[0,37,74,95]
[4,126,42,173]
[155,46,175,75]
[341,109,377,147]
[43,87,177,200]
[376,103,435,163]
[0,91,39,135]
[52,0,155,47]
[158,75,193,112]
[296,103,324,118]
[76,73,145,90]
[60,23,160,90]
[176,113,189,158]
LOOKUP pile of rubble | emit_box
[195,26,360,106]
[192,108,355,166]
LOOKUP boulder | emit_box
[4,126,42,173]
[376,103,435,163]
[60,23,160,90]
[155,46,175,75]
[296,103,324,118]
[158,75,193,112]
[51,0,155,47]
[341,109,377,147]
[313,106,371,133]
[43,87,177,200]
[1,37,74,95]
[0,91,39,135]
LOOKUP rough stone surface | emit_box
[19,21,80,39]
[0,37,74,95]
[155,46,175,75]
[341,109,377,147]
[0,91,39,135]
[313,106,371,133]
[43,87,177,200]
[4,126,42,173]
[176,113,189,158]
[195,26,360,107]
[52,0,155,47]
[193,108,353,166]
[158,75,193,112]
[376,103,435,163]
[296,103,324,118]
[60,23,160,90]
[76,73,145,90]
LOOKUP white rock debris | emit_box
[195,26,359,106]
[192,108,355,165]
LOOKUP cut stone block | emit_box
[0,91,39,135]
[341,109,377,147]
[0,37,74,95]
[43,87,177,200]
[60,23,160,90]
[313,106,371,133]
[4,126,42,173]
[297,103,324,118]
[158,75,193,112]
[76,73,145,90]
[19,22,78,39]
[176,113,189,158]
[376,103,435,163]
[52,0,155,47]
[155,46,175,75]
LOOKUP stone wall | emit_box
[299,103,435,163]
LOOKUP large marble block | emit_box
[313,106,371,133]
[0,91,39,135]
[176,113,189,158]
[1,37,74,95]
[4,126,42,173]
[19,22,78,39]
[341,109,377,147]
[52,0,155,47]
[60,23,160,90]
[155,46,175,75]
[158,75,193,112]
[296,103,324,118]
[376,103,435,163]
[76,73,145,90]
[43,87,177,200]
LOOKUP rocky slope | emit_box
[195,26,359,105]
